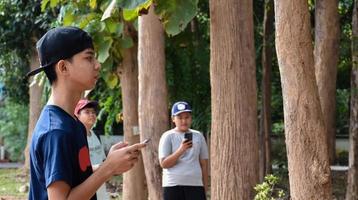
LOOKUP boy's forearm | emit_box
[200,159,209,193]
[160,149,185,168]
[66,162,113,199]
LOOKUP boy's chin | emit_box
[177,127,189,132]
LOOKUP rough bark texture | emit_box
[23,47,43,171]
[274,0,333,199]
[314,0,340,164]
[138,6,168,200]
[346,1,358,199]
[259,0,274,182]
[210,0,259,199]
[119,24,147,200]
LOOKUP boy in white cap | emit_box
[28,27,145,200]
[158,101,209,200]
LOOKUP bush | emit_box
[0,100,28,161]
[254,174,287,200]
[335,150,348,166]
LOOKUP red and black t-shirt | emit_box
[29,105,96,200]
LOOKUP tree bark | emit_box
[346,1,358,199]
[274,0,333,199]
[119,24,148,200]
[210,0,259,199]
[138,6,168,200]
[259,0,274,182]
[314,0,340,164]
[23,46,43,171]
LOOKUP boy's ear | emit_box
[56,60,69,75]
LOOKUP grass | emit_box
[0,169,28,199]
[0,168,123,200]
[0,167,347,200]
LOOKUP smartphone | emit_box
[184,132,192,142]
[142,138,151,144]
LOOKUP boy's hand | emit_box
[104,142,147,175]
[178,139,192,153]
[108,141,128,154]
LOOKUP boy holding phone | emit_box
[28,27,146,200]
[158,101,209,200]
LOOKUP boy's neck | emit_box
[48,83,83,118]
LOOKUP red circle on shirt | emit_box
[78,146,91,172]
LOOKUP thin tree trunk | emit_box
[259,0,274,182]
[119,24,147,200]
[23,46,43,171]
[210,0,259,199]
[314,0,340,164]
[274,0,333,199]
[346,1,358,199]
[138,5,168,200]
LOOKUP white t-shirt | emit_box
[158,128,209,187]
[87,130,108,200]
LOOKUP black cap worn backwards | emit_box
[26,26,94,77]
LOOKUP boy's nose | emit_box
[95,59,101,70]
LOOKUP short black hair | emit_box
[44,64,57,85]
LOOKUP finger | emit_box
[126,143,147,152]
[111,141,128,150]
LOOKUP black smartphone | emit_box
[184,132,192,142]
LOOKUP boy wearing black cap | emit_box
[158,101,209,200]
[28,27,145,200]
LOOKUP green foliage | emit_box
[102,0,199,36]
[0,101,28,161]
[254,174,286,200]
[272,121,284,136]
[0,0,53,104]
[117,0,148,9]
[0,169,29,198]
[122,0,152,21]
[155,0,199,36]
[335,150,348,166]
[336,89,350,135]
[0,51,29,104]
[93,79,122,135]
[166,1,211,133]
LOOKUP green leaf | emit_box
[105,19,123,36]
[78,13,99,29]
[118,36,133,49]
[101,57,114,71]
[156,0,199,36]
[63,9,75,25]
[101,0,116,21]
[123,9,138,21]
[105,72,118,89]
[50,0,60,8]
[97,37,113,63]
[122,0,152,21]
[89,0,97,9]
[41,0,50,11]
[117,0,148,9]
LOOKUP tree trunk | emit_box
[138,6,168,200]
[274,0,333,199]
[259,0,274,182]
[210,0,259,199]
[314,0,340,164]
[346,1,358,199]
[119,24,148,200]
[23,46,43,171]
